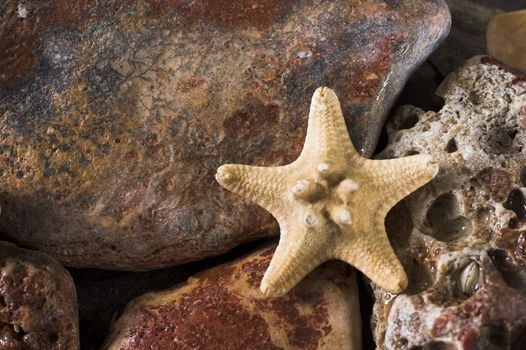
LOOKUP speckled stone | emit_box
[487,10,526,73]
[0,241,79,350]
[372,56,526,349]
[102,244,361,350]
[0,0,450,269]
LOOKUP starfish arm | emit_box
[363,154,438,211]
[298,87,360,164]
[216,164,289,214]
[336,225,408,293]
[260,224,329,297]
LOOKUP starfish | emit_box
[216,87,438,297]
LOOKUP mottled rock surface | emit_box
[0,241,79,349]
[103,244,361,350]
[487,10,526,73]
[372,56,526,349]
[0,0,450,269]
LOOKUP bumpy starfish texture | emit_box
[216,87,439,297]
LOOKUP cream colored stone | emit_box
[373,56,526,350]
[487,10,526,72]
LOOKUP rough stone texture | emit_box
[0,0,450,270]
[372,56,526,349]
[487,10,526,73]
[102,244,361,350]
[0,241,79,350]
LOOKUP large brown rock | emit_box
[372,56,526,349]
[0,0,450,269]
[103,244,361,349]
[0,241,79,350]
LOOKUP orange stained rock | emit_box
[216,87,439,297]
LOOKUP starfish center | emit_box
[290,161,360,233]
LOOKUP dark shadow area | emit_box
[392,60,446,113]
[357,273,376,350]
[488,249,526,291]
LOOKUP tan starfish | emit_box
[216,87,438,297]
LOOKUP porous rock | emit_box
[372,56,526,349]
[0,0,450,269]
[103,244,361,350]
[0,241,79,350]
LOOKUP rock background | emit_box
[1,0,526,349]
[73,1,522,348]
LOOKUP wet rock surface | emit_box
[373,56,526,349]
[0,0,450,270]
[102,244,361,350]
[0,241,79,350]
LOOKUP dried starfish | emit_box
[216,87,438,297]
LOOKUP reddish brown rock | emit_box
[0,241,79,350]
[0,0,450,269]
[372,56,526,349]
[102,244,361,350]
